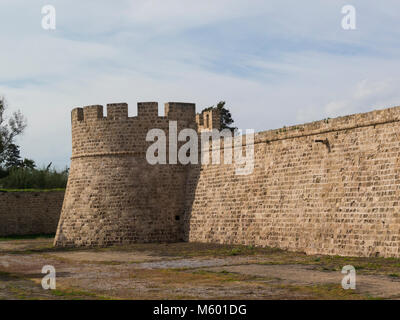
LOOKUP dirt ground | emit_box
[0,236,399,300]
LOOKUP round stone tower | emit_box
[54,102,196,247]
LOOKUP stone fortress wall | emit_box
[0,191,64,236]
[55,101,400,257]
[186,106,400,258]
[54,102,205,247]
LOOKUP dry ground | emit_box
[0,236,399,300]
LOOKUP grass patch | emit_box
[50,288,109,300]
[254,251,400,276]
[276,283,365,300]
[0,234,55,241]
[0,271,18,280]
[125,268,257,288]
[227,248,243,256]
[6,285,40,300]
[190,269,257,282]
[99,242,284,258]
[95,261,123,265]
[0,188,65,192]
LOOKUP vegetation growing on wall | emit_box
[202,101,236,132]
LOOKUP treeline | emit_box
[0,96,68,190]
[0,165,68,190]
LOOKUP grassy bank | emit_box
[0,234,55,241]
[0,188,65,192]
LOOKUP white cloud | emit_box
[1,0,400,168]
[297,77,400,123]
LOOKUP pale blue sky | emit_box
[1,0,400,168]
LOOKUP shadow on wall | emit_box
[182,163,202,242]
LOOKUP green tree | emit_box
[0,96,27,167]
[1,143,35,169]
[202,101,236,132]
[22,158,36,169]
[3,143,22,168]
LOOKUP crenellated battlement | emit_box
[71,102,198,124]
[70,101,199,158]
[107,103,128,119]
[165,102,196,121]
[83,105,103,120]
[138,102,158,118]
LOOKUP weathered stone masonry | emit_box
[55,102,400,258]
[0,191,64,236]
[54,102,201,247]
[186,105,400,258]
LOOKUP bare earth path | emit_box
[0,237,399,299]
